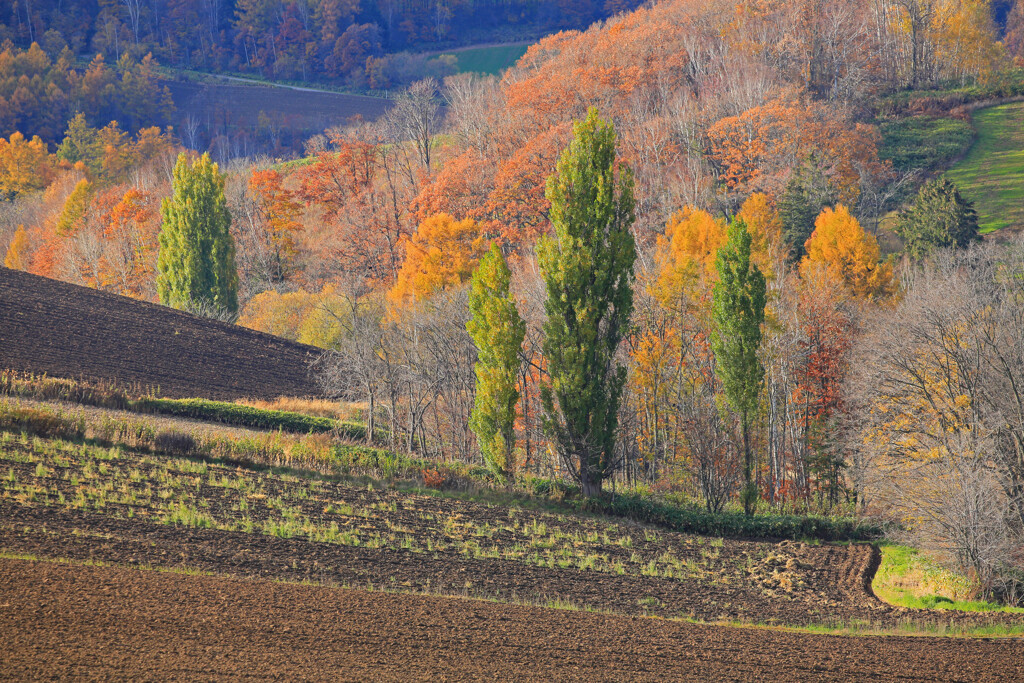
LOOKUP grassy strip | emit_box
[878,115,974,175]
[574,493,884,543]
[944,101,1024,233]
[443,43,529,75]
[880,68,1024,112]
[0,400,486,488]
[0,399,878,543]
[873,544,1024,614]
[133,397,364,438]
[0,372,364,438]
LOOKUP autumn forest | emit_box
[3,0,1024,602]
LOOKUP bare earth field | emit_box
[1,558,1022,682]
[0,268,319,399]
[1,402,1022,679]
[165,78,391,138]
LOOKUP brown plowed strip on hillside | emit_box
[0,267,318,399]
[0,558,1020,682]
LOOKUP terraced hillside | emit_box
[0,268,319,399]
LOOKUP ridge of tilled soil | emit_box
[5,500,1020,632]
[0,501,881,626]
[2,557,1022,682]
[0,267,318,399]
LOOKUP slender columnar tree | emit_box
[467,244,526,482]
[538,108,637,497]
[157,152,238,313]
[712,218,767,516]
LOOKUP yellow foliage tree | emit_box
[389,213,488,303]
[800,205,895,300]
[238,284,351,349]
[57,179,93,236]
[4,225,29,270]
[653,206,728,307]
[736,192,782,276]
[0,132,55,199]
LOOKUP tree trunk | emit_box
[742,411,757,517]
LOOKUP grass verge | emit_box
[873,543,1024,614]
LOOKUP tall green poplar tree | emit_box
[712,218,767,516]
[157,153,238,314]
[538,108,637,498]
[467,244,526,482]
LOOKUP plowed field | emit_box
[3,431,1022,633]
[1,558,1021,682]
[0,268,318,399]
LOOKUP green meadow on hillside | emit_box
[945,102,1024,233]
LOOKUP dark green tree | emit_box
[778,154,837,262]
[157,152,238,314]
[894,178,980,259]
[55,113,102,176]
[467,244,526,482]
[712,218,767,517]
[538,108,637,498]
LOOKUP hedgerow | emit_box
[574,493,884,542]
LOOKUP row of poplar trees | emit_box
[467,109,767,514]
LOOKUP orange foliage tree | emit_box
[800,205,895,300]
[0,132,55,199]
[249,168,304,282]
[97,187,160,298]
[389,213,489,304]
[706,97,883,206]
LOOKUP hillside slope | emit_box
[945,101,1024,233]
[0,268,319,400]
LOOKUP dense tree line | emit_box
[0,0,645,87]
[0,43,173,144]
[0,0,1021,601]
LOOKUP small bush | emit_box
[153,430,198,457]
[0,404,85,440]
[422,468,448,489]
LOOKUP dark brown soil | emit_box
[3,430,1022,632]
[165,78,391,136]
[0,501,893,627]
[1,557,1021,682]
[0,267,319,399]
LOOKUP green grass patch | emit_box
[134,397,364,438]
[574,493,882,543]
[878,115,974,175]
[442,43,529,75]
[945,102,1024,233]
[873,544,1024,613]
